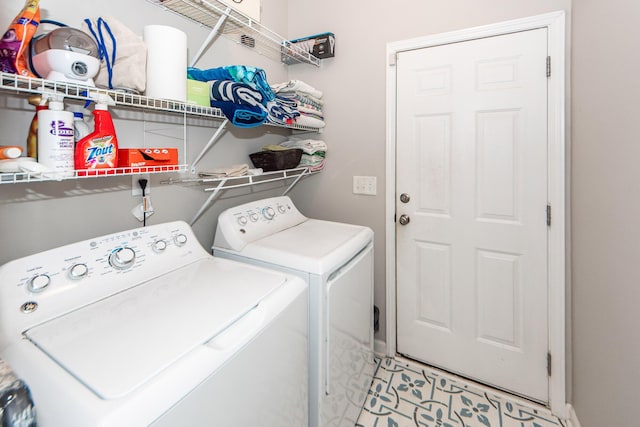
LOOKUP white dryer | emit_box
[213,195,375,427]
[0,221,308,427]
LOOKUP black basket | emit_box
[249,149,303,172]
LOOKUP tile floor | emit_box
[356,357,566,427]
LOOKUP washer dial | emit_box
[109,247,136,270]
[174,234,188,246]
[28,274,50,293]
[69,263,89,280]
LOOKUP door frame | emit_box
[385,11,568,417]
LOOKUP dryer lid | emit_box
[219,219,373,275]
[24,257,287,399]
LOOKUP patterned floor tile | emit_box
[356,357,565,427]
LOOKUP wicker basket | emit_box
[249,149,303,171]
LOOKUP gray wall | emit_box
[571,1,640,426]
[3,0,638,425]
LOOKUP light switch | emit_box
[353,176,377,195]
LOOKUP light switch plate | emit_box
[353,176,377,195]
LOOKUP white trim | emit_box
[385,10,567,417]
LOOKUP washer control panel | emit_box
[214,196,308,252]
[0,221,209,337]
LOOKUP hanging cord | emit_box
[84,17,117,89]
[138,178,148,226]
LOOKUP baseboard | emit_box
[374,338,386,356]
[567,404,581,427]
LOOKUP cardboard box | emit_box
[118,148,179,172]
[187,79,211,107]
[283,32,335,64]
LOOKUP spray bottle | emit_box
[67,105,92,142]
[74,93,118,175]
[37,94,75,177]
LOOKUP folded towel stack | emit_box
[198,163,250,178]
[271,80,325,129]
[275,139,327,171]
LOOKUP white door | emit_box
[395,28,549,402]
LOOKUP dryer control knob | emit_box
[249,212,259,222]
[277,204,287,214]
[152,239,168,253]
[69,263,89,280]
[109,247,136,270]
[237,216,248,226]
[174,234,188,246]
[263,206,276,220]
[28,274,50,293]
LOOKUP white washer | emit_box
[0,221,308,427]
[213,196,375,427]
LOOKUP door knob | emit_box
[398,214,410,226]
[400,193,410,203]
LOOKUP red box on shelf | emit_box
[118,148,179,173]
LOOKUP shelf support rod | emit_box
[189,7,231,67]
[190,118,229,174]
[282,168,309,196]
[190,178,228,225]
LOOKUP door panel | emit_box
[396,28,549,402]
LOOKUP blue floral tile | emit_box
[356,357,566,427]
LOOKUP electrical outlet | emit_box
[353,176,377,195]
[131,174,151,196]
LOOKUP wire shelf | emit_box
[0,165,189,185]
[146,0,321,67]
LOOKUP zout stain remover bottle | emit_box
[75,94,118,175]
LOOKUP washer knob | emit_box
[152,239,168,253]
[237,216,248,226]
[109,247,136,270]
[174,234,188,246]
[263,206,276,220]
[277,204,287,214]
[69,263,89,280]
[28,274,50,293]
[249,212,259,223]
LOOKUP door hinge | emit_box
[546,204,551,226]
[547,352,552,376]
[546,56,551,78]
[389,52,397,67]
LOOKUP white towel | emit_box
[271,80,323,99]
[280,139,327,154]
[198,163,249,178]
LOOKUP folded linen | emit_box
[293,115,326,128]
[211,100,267,127]
[198,163,249,178]
[188,65,275,102]
[279,139,328,154]
[272,80,323,99]
[208,79,268,127]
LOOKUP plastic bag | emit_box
[0,0,41,76]
[82,16,146,93]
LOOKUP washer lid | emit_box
[24,257,287,400]
[221,219,373,274]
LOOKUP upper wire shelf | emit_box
[146,0,321,67]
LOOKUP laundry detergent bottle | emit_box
[75,94,118,174]
[37,95,75,177]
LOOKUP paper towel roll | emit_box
[144,25,187,101]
